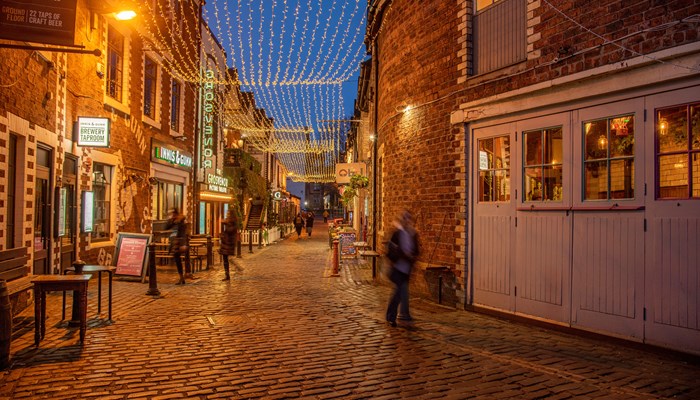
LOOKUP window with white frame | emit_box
[473,0,526,75]
[478,135,511,202]
[91,163,113,241]
[144,56,158,119]
[171,79,181,132]
[106,27,124,102]
[656,102,700,199]
[583,115,635,200]
[152,180,184,220]
[523,127,563,202]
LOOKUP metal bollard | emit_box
[146,242,161,296]
[236,237,242,258]
[331,239,340,277]
[258,230,263,249]
[69,260,86,327]
[0,280,12,369]
[206,235,213,269]
[248,230,253,254]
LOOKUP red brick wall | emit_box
[372,0,465,300]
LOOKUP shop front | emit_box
[197,172,234,237]
[150,139,193,228]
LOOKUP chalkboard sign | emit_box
[113,232,151,280]
[338,231,357,258]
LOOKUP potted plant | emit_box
[349,174,369,189]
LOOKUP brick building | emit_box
[365,0,700,354]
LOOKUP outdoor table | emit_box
[31,275,92,347]
[63,265,117,320]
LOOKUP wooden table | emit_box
[31,275,91,347]
[63,265,116,320]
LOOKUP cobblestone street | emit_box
[1,225,699,399]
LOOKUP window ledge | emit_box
[143,116,161,130]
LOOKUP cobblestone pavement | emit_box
[2,224,699,399]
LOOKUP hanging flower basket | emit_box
[350,174,369,189]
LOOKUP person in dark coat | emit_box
[293,213,305,238]
[166,208,188,285]
[385,210,419,327]
[305,212,315,237]
[219,210,239,281]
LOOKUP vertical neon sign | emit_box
[201,69,215,169]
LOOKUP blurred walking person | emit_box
[385,211,419,327]
[220,210,239,281]
[305,212,315,237]
[166,208,188,285]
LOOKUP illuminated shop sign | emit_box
[76,117,110,147]
[207,173,229,193]
[0,0,78,47]
[201,69,215,169]
[151,139,193,170]
[335,162,366,184]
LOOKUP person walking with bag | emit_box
[166,208,188,285]
[219,210,239,281]
[385,211,419,327]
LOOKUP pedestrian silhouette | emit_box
[166,208,188,285]
[385,210,419,327]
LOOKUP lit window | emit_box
[583,115,635,200]
[656,103,700,199]
[171,80,181,132]
[144,57,157,119]
[523,127,563,202]
[91,163,112,241]
[106,27,124,101]
[478,136,511,202]
[152,180,183,220]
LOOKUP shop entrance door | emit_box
[60,156,78,272]
[33,145,53,275]
[471,123,517,311]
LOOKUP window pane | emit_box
[585,161,608,200]
[144,57,157,118]
[524,131,542,166]
[91,163,112,240]
[524,167,542,201]
[171,80,181,131]
[495,169,510,201]
[106,28,124,101]
[610,159,634,199]
[494,136,510,169]
[478,138,494,170]
[609,115,634,157]
[691,103,700,150]
[479,171,493,201]
[658,154,688,198]
[543,165,563,201]
[584,120,608,160]
[658,106,687,153]
[543,127,563,164]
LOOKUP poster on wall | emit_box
[56,187,67,237]
[113,232,152,281]
[81,191,94,233]
[76,117,110,147]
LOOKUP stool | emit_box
[31,275,91,347]
[63,265,116,321]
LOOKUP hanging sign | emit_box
[152,139,193,170]
[335,163,366,184]
[0,0,78,47]
[76,117,110,147]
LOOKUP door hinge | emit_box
[514,286,517,297]
[515,132,518,142]
[515,189,518,200]
[644,218,647,232]
[515,217,518,227]
[644,183,647,196]
[643,109,647,122]
[643,307,647,321]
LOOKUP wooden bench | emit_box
[0,247,32,299]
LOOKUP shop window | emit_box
[170,79,181,132]
[478,135,510,202]
[473,0,526,75]
[523,127,563,202]
[91,163,112,241]
[583,115,635,200]
[152,180,184,220]
[656,102,700,199]
[106,26,124,102]
[144,56,158,119]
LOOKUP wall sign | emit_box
[76,117,110,147]
[206,173,229,193]
[201,69,215,169]
[0,0,77,47]
[152,139,193,170]
[57,187,67,237]
[113,232,151,280]
[81,191,94,233]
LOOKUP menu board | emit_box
[338,231,357,258]
[113,232,151,279]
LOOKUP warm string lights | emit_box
[129,0,367,182]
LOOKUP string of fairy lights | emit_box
[132,0,367,182]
